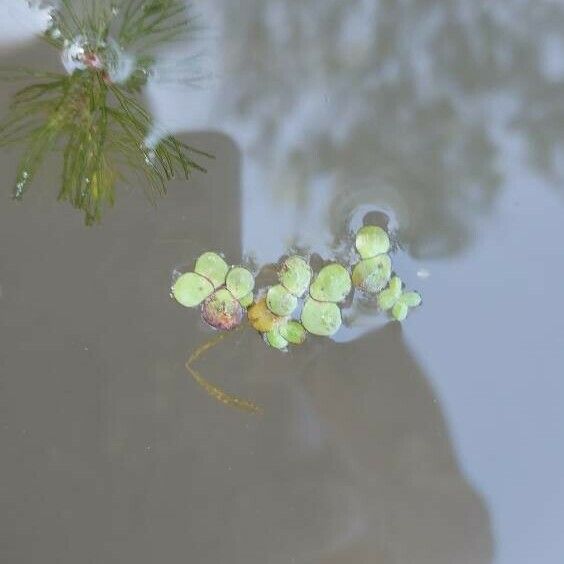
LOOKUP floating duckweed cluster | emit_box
[172,252,254,331]
[171,225,422,351]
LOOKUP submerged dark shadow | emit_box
[0,114,493,563]
[0,129,238,563]
[300,323,493,563]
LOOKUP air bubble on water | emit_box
[15,170,30,198]
[417,268,430,279]
[61,34,134,83]
[61,35,89,73]
[15,181,26,198]
[85,177,91,184]
[170,267,186,286]
[142,131,167,166]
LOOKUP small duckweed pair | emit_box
[171,225,422,351]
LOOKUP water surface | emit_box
[1,2,564,563]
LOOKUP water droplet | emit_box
[61,35,127,77]
[144,150,156,165]
[15,175,28,198]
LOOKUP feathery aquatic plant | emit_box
[0,0,210,224]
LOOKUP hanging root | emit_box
[186,329,263,415]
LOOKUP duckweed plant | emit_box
[171,224,422,413]
[0,0,209,224]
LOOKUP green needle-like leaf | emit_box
[0,0,209,223]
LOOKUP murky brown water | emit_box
[1,2,564,564]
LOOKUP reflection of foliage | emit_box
[199,0,564,257]
[0,0,208,224]
[172,224,421,411]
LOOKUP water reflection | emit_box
[139,1,564,560]
[303,324,494,563]
[147,0,564,261]
[0,126,493,563]
[3,1,564,563]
